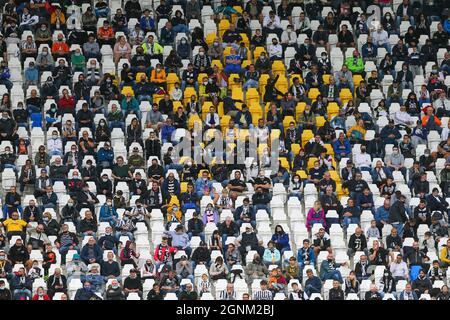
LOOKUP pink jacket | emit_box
[306,208,326,230]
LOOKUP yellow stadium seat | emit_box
[166,72,180,93]
[257,144,268,155]
[316,116,326,128]
[322,74,331,85]
[307,157,318,169]
[180,182,188,193]
[211,60,223,71]
[246,88,260,105]
[152,93,164,104]
[238,129,249,141]
[249,102,263,123]
[223,46,232,58]
[253,46,266,59]
[283,116,296,134]
[219,19,230,38]
[197,169,211,178]
[172,100,183,113]
[279,158,290,170]
[323,144,334,156]
[296,170,308,180]
[291,143,301,155]
[232,88,244,101]
[327,102,340,119]
[272,60,286,76]
[270,129,281,141]
[188,114,202,130]
[240,33,249,47]
[289,74,303,85]
[220,114,231,129]
[340,88,353,104]
[295,102,306,121]
[121,86,134,96]
[241,59,252,69]
[274,75,288,95]
[353,74,364,87]
[228,74,241,90]
[259,74,270,98]
[183,87,197,105]
[217,102,224,116]
[206,33,217,46]
[135,72,147,83]
[197,73,208,84]
[308,88,320,101]
[329,170,341,182]
[201,101,214,121]
[301,129,314,147]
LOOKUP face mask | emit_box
[68,203,73,207]
[173,207,178,212]
[294,178,299,183]
[181,40,187,44]
[106,79,112,83]
[52,134,58,139]
[84,286,91,291]
[43,217,49,222]
[112,285,119,289]
[137,204,142,208]
[107,201,112,206]
[102,178,108,182]
[199,52,205,56]
[0,256,5,261]
[272,42,278,45]
[213,41,219,46]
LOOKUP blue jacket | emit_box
[305,275,322,291]
[234,111,253,128]
[399,290,418,300]
[297,247,315,266]
[97,148,114,163]
[271,233,291,251]
[444,19,450,33]
[380,125,401,145]
[195,178,213,196]
[81,273,105,292]
[370,167,392,183]
[25,67,39,82]
[161,124,175,142]
[10,275,32,290]
[140,16,155,30]
[0,67,10,80]
[361,43,378,59]
[333,139,351,156]
[80,244,103,265]
[356,193,374,209]
[374,206,390,222]
[99,204,118,222]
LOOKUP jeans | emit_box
[243,79,259,90]
[322,270,343,283]
[172,24,189,34]
[181,81,198,92]
[188,232,205,241]
[13,289,32,300]
[253,204,271,216]
[342,216,360,229]
[115,231,134,241]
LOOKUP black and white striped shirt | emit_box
[252,290,273,300]
[219,290,236,300]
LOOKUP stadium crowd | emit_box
[0,0,449,301]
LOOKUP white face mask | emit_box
[199,52,205,56]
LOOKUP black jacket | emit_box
[388,201,408,223]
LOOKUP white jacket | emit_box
[47,138,62,152]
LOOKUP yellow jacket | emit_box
[440,246,450,264]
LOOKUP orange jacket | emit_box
[150,69,167,83]
[51,41,69,53]
[421,115,441,127]
[97,27,114,39]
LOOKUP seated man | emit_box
[224,47,244,76]
[319,252,346,283]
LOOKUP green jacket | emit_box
[345,56,364,74]
[71,53,86,70]
[141,41,163,55]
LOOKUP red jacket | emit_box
[32,294,51,300]
[153,244,177,263]
[58,96,75,111]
